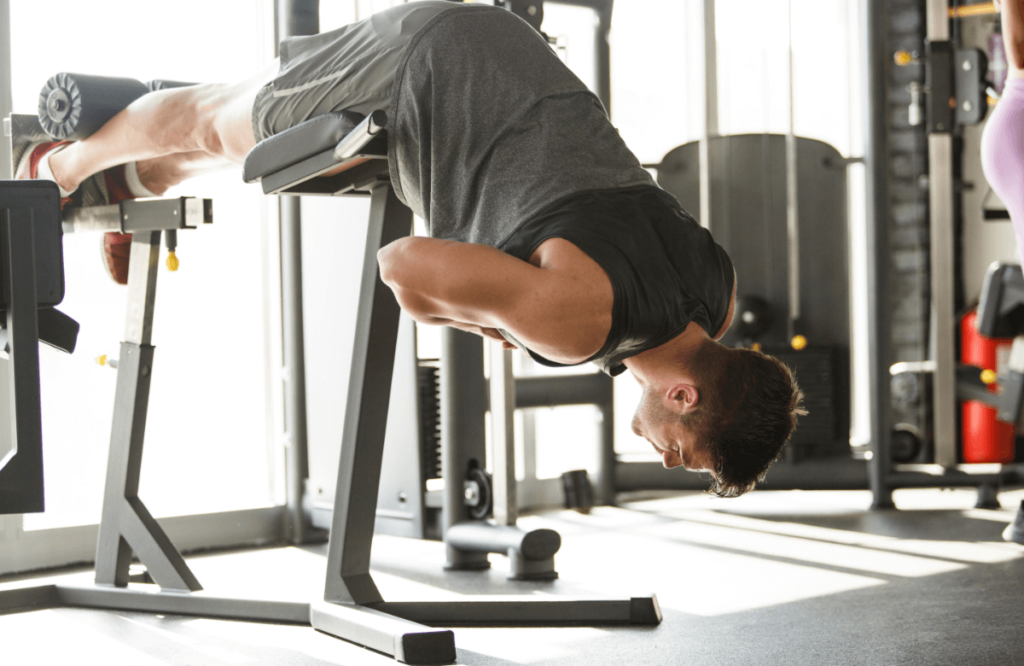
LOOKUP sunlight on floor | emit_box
[3,609,175,666]
[664,511,1023,565]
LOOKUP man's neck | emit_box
[623,321,708,387]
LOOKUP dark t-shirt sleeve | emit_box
[500,185,736,376]
[703,244,735,338]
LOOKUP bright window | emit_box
[610,0,868,454]
[8,0,277,529]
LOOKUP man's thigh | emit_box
[250,2,453,143]
[211,59,282,164]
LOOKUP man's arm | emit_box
[377,236,610,363]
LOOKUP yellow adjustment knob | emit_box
[981,369,998,385]
[752,342,763,352]
[949,2,996,18]
[791,335,808,351]
[96,354,108,366]
[894,51,914,66]
[166,251,179,272]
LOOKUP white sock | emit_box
[124,161,158,198]
[34,145,74,198]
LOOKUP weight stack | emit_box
[767,346,850,462]
[417,361,442,481]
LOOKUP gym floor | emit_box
[2,488,1023,666]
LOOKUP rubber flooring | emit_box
[2,488,1023,665]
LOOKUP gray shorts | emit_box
[251,1,457,142]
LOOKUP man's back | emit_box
[387,3,654,247]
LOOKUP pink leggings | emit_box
[982,77,1024,262]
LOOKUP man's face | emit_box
[631,386,716,473]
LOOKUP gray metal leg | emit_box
[0,208,44,514]
[441,329,490,571]
[441,329,560,579]
[489,346,516,527]
[280,195,314,544]
[55,584,309,624]
[314,183,456,663]
[592,374,615,506]
[322,183,414,605]
[94,231,200,591]
[865,0,895,510]
[372,597,662,626]
[311,602,456,665]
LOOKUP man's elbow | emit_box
[377,239,405,285]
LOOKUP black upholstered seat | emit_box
[243,111,364,183]
[242,110,389,196]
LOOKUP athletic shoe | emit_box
[15,140,73,208]
[18,144,135,285]
[11,113,140,285]
[12,135,111,210]
[101,228,133,286]
[101,164,137,286]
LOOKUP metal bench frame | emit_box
[0,113,660,665]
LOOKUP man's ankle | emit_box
[45,147,81,195]
[132,161,169,197]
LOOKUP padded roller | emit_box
[38,73,150,141]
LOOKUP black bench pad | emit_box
[242,111,364,184]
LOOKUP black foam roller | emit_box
[145,80,198,92]
[37,73,150,141]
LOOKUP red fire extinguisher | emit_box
[961,309,1016,463]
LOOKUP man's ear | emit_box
[666,384,699,414]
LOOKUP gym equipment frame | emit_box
[1,107,659,664]
[616,0,1024,504]
[865,0,1023,508]
[0,181,77,515]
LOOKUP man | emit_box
[17,1,803,496]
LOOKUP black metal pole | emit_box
[865,0,894,509]
[276,0,319,543]
[441,329,491,570]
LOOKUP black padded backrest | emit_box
[242,111,364,183]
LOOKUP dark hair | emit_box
[682,340,805,497]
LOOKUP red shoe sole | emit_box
[102,231,133,286]
[102,165,137,285]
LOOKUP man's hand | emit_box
[448,320,517,349]
[414,312,517,349]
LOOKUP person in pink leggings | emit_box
[982,0,1024,261]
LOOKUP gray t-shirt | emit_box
[387,4,655,246]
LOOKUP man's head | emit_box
[630,338,804,497]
